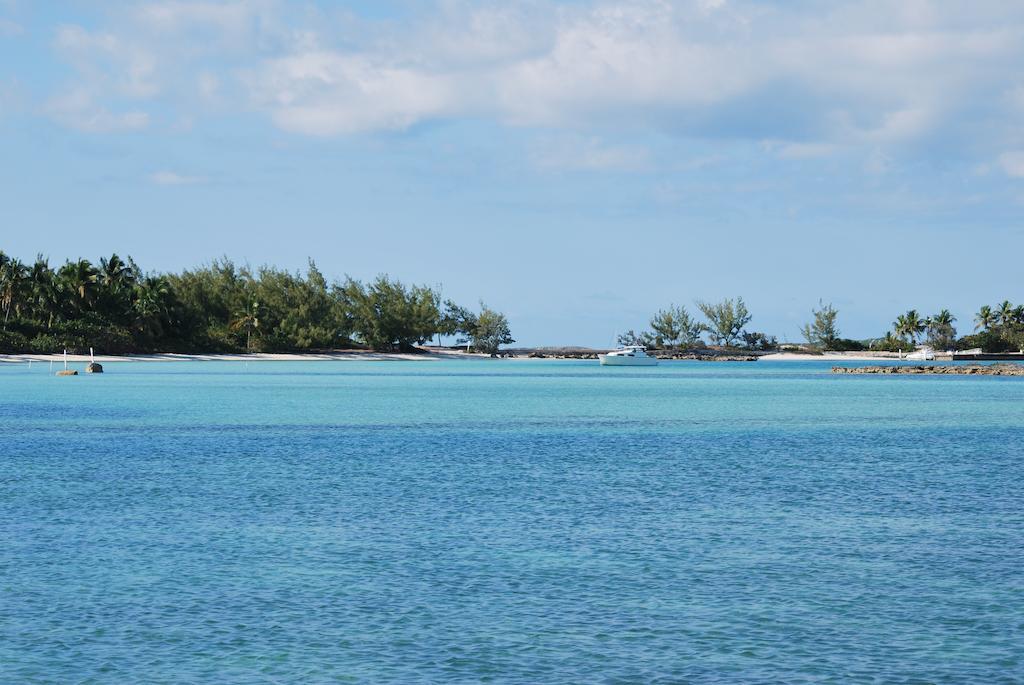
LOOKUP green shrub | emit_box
[741,331,778,351]
[201,325,245,353]
[955,331,1015,353]
[0,330,31,353]
[828,338,867,352]
[28,333,63,353]
[42,321,135,354]
[779,344,822,355]
[869,335,911,353]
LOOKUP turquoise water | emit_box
[2,359,1023,683]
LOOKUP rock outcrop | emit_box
[833,364,1024,376]
[657,353,758,362]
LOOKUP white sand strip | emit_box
[760,352,903,362]
[0,349,488,364]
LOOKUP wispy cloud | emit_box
[998,151,1024,178]
[150,170,205,185]
[0,17,22,37]
[45,86,150,132]
[761,140,840,160]
[245,51,456,136]
[531,136,650,172]
[27,0,1024,173]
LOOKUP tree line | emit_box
[617,298,1024,353]
[805,301,1024,353]
[0,252,513,355]
[870,302,1024,353]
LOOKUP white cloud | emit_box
[998,151,1024,178]
[0,76,22,117]
[45,86,150,132]
[495,2,755,127]
[55,24,159,98]
[32,0,1024,170]
[864,148,892,175]
[862,106,935,144]
[133,1,263,35]
[1007,84,1024,110]
[44,2,283,132]
[531,136,650,171]
[246,51,456,135]
[0,17,22,37]
[762,140,840,160]
[197,71,220,101]
[150,170,205,185]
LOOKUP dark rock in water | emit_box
[660,353,758,362]
[832,364,1024,376]
[86,362,104,373]
[56,369,78,376]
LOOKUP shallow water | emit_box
[2,359,1023,682]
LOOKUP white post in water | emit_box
[64,348,68,371]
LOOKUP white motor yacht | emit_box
[905,347,936,361]
[598,345,658,366]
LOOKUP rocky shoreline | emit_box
[659,353,759,362]
[524,350,758,361]
[833,364,1024,376]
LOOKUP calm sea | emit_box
[2,360,1022,683]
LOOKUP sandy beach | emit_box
[0,348,488,364]
[759,352,902,362]
[0,349,914,364]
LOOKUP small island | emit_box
[3,252,1024,365]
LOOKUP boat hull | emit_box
[598,354,658,367]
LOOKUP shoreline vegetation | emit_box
[0,349,761,364]
[0,252,512,356]
[0,347,866,361]
[10,349,1024,365]
[2,251,1023,361]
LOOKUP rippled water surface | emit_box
[2,359,1023,683]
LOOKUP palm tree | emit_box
[133,276,174,340]
[975,305,996,331]
[27,255,57,327]
[57,259,98,313]
[894,309,926,345]
[931,309,956,327]
[0,253,27,329]
[230,300,260,351]
[997,300,1016,328]
[97,253,137,322]
[926,309,957,350]
[98,254,133,290]
[872,331,901,351]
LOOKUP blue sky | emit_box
[1,0,1023,346]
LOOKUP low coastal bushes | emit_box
[955,331,1016,353]
[0,330,31,353]
[828,338,867,352]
